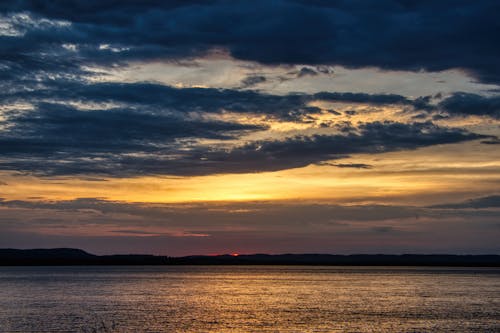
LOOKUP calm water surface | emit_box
[0,266,499,332]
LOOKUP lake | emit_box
[0,266,499,332]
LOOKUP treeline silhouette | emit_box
[1,248,499,266]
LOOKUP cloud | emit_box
[0,75,489,177]
[0,1,499,84]
[189,121,483,173]
[481,138,500,145]
[293,66,334,78]
[430,195,500,209]
[317,162,373,169]
[1,197,499,255]
[0,101,263,149]
[0,3,496,178]
[0,111,485,177]
[371,226,395,233]
[0,80,434,121]
[240,75,266,88]
[155,121,486,175]
[438,93,500,119]
[297,67,318,78]
[0,101,267,176]
[0,197,425,225]
[0,91,487,178]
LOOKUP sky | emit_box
[0,0,499,255]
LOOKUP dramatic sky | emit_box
[0,0,499,255]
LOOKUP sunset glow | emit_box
[0,1,499,256]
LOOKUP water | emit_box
[0,266,499,332]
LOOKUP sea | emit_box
[0,266,499,332]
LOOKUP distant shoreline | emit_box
[1,248,499,267]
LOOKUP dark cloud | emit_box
[438,93,500,119]
[1,1,498,84]
[0,101,263,149]
[283,66,334,81]
[297,67,318,78]
[240,75,266,88]
[293,66,333,78]
[132,121,483,176]
[0,77,443,174]
[371,226,395,233]
[193,121,483,173]
[317,162,373,169]
[314,92,434,110]
[0,1,495,179]
[0,101,485,176]
[0,74,484,177]
[1,80,432,120]
[481,138,500,145]
[432,114,449,121]
[430,195,500,209]
[327,109,341,116]
[0,101,267,176]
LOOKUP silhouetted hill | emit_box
[0,248,167,265]
[168,254,500,267]
[0,249,499,266]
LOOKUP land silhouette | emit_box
[1,248,499,266]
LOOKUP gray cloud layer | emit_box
[430,195,500,209]
[0,197,498,255]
